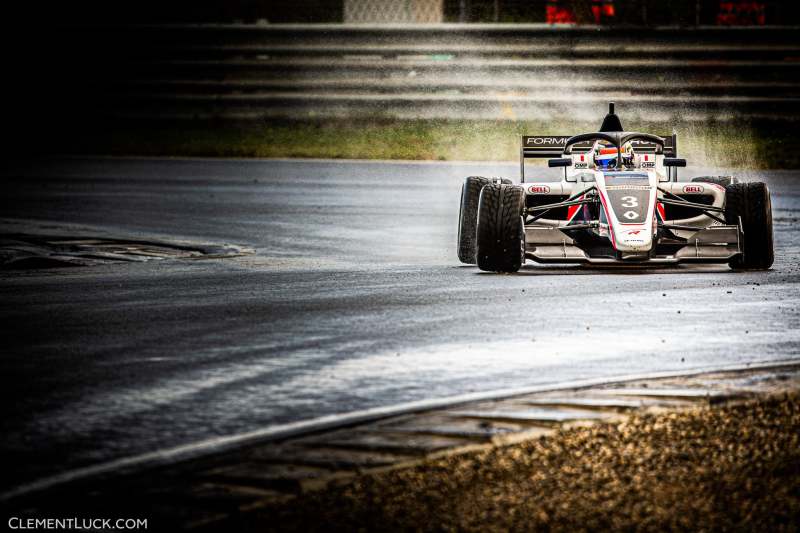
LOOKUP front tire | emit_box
[724,182,774,270]
[457,177,512,264]
[457,176,490,264]
[476,184,526,273]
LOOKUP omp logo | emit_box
[683,185,704,193]
[528,185,551,194]
[525,137,569,145]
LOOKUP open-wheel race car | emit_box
[457,103,773,272]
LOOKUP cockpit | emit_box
[591,140,636,170]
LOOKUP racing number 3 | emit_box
[621,196,639,220]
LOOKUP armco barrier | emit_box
[67,24,800,121]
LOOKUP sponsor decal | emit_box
[642,161,655,168]
[525,137,569,146]
[683,184,704,193]
[528,185,551,194]
[625,229,642,235]
[574,162,588,169]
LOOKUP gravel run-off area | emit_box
[240,393,800,532]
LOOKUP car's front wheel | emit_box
[457,176,490,264]
[724,182,774,270]
[457,177,512,264]
[476,184,526,273]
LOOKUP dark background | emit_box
[15,0,800,24]
[4,0,798,158]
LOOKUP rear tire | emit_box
[692,176,737,186]
[724,182,774,270]
[476,184,526,273]
[457,177,512,264]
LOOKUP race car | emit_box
[457,103,773,272]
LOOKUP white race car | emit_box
[457,103,773,272]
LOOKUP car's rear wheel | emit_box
[724,182,774,270]
[457,177,512,264]
[476,184,526,272]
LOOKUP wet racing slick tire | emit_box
[457,177,512,264]
[692,176,738,187]
[457,176,490,264]
[476,183,526,273]
[724,182,774,270]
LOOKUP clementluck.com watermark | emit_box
[8,517,147,530]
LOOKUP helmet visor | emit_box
[597,156,616,169]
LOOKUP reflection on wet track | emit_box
[1,157,798,490]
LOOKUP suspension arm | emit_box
[658,197,724,213]
[526,197,597,213]
[657,187,727,224]
[525,186,598,223]
[659,223,703,232]
[560,222,599,231]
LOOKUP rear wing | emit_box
[520,134,677,181]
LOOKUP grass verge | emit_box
[238,393,800,532]
[51,118,800,169]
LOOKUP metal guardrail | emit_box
[83,24,800,121]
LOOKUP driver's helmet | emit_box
[594,141,635,170]
[594,142,618,169]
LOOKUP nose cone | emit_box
[616,228,654,253]
[597,169,658,254]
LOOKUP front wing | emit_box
[524,224,741,264]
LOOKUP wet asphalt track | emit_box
[1,157,799,491]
